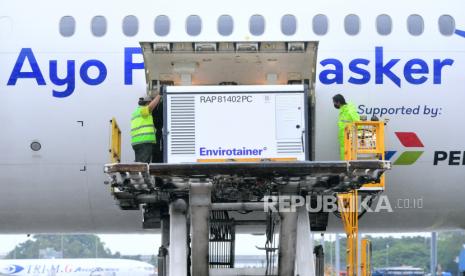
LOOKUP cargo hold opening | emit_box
[139,41,319,162]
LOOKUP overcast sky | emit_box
[0,233,431,257]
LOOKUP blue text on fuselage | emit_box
[318,47,454,87]
[5,47,454,98]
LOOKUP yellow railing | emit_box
[337,189,359,276]
[361,239,372,276]
[344,121,385,190]
[338,120,385,276]
[109,117,122,163]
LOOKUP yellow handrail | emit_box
[109,117,122,163]
[344,121,385,190]
[361,239,372,276]
[337,189,359,276]
[338,120,386,276]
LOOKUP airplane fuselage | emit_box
[0,0,464,233]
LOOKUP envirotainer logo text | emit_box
[199,147,267,157]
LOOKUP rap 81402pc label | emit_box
[199,95,253,104]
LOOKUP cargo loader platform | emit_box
[104,160,390,276]
[105,160,390,213]
[105,160,390,199]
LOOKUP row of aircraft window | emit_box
[59,14,457,38]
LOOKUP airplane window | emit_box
[376,14,392,35]
[281,14,297,36]
[438,15,455,36]
[122,15,138,37]
[312,14,328,35]
[249,15,265,36]
[59,16,76,37]
[186,15,201,36]
[91,16,107,37]
[407,14,424,36]
[218,15,233,36]
[155,15,170,36]
[344,14,360,35]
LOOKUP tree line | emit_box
[4,234,156,266]
[322,231,465,275]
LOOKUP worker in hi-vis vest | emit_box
[131,94,161,163]
[333,94,360,160]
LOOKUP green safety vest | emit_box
[131,106,156,145]
[338,102,360,160]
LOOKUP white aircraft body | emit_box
[0,0,464,233]
[0,258,155,276]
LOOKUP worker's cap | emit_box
[138,96,152,105]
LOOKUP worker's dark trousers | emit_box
[133,143,153,163]
[152,130,163,163]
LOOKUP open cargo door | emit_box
[139,41,319,162]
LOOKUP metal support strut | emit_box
[169,199,188,276]
[295,206,316,276]
[190,179,212,276]
[158,213,170,276]
[278,211,298,276]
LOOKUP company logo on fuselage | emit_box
[5,47,455,98]
[0,264,24,275]
[386,132,424,165]
[0,263,121,274]
[387,132,465,166]
[455,29,465,38]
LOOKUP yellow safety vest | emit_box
[338,103,360,160]
[131,106,156,145]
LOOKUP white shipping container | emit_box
[164,85,309,163]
